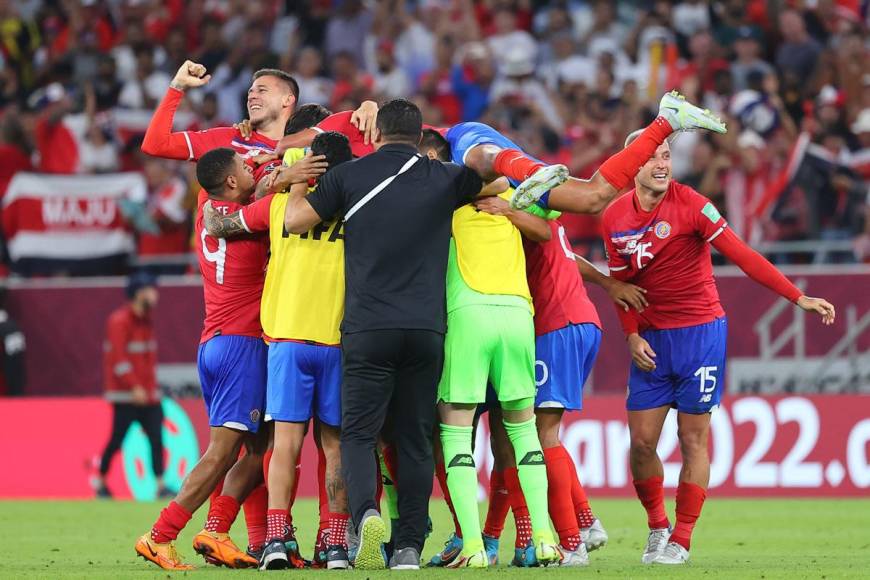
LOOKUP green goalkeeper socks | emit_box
[378,452,399,522]
[440,423,484,554]
[503,416,555,545]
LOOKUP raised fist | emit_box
[170,60,211,91]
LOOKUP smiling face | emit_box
[636,140,672,194]
[247,75,295,131]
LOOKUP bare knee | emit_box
[630,435,659,463]
[678,427,708,461]
[465,144,500,181]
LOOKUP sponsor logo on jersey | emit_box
[448,454,475,468]
[654,220,672,239]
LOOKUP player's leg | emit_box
[654,317,726,565]
[492,306,559,565]
[510,92,727,212]
[428,427,465,567]
[314,344,351,569]
[137,402,170,497]
[97,402,136,497]
[260,341,315,570]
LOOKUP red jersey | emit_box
[524,220,601,336]
[194,191,269,343]
[103,305,158,403]
[601,181,728,332]
[142,88,278,162]
[314,111,375,158]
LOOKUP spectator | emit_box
[418,34,462,126]
[373,40,411,101]
[330,51,374,111]
[452,41,495,122]
[0,115,33,200]
[294,46,333,107]
[324,0,373,67]
[118,45,172,110]
[490,46,563,131]
[31,82,79,174]
[137,158,191,269]
[775,9,822,87]
[486,6,537,73]
[730,26,774,92]
[112,20,167,85]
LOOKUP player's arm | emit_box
[473,194,551,241]
[105,316,147,404]
[711,227,835,324]
[202,195,273,238]
[141,60,211,159]
[283,182,324,234]
[295,165,346,234]
[575,254,648,312]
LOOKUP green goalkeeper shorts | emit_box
[437,304,535,405]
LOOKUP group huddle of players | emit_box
[132,60,836,572]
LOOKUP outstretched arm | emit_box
[712,227,835,324]
[141,61,211,159]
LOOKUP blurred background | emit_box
[0,0,866,500]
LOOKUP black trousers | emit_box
[340,329,444,553]
[99,402,165,476]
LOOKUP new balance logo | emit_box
[519,451,545,466]
[448,454,475,468]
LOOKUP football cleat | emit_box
[311,527,330,568]
[581,518,609,551]
[326,544,350,569]
[427,532,463,567]
[283,527,306,569]
[510,541,538,567]
[558,542,589,567]
[192,529,257,568]
[135,534,194,570]
[354,509,387,570]
[483,534,499,566]
[509,164,569,210]
[642,527,671,564]
[389,547,421,570]
[445,549,487,569]
[259,539,289,571]
[535,540,561,566]
[653,541,690,565]
[658,90,727,134]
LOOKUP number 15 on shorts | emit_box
[695,366,718,404]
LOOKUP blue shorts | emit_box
[266,341,342,426]
[627,317,727,414]
[197,335,267,432]
[535,323,601,411]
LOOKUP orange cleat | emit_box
[192,529,258,568]
[135,534,195,570]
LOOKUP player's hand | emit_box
[132,385,148,405]
[269,153,328,192]
[474,195,512,216]
[628,333,657,372]
[252,152,278,166]
[170,60,211,91]
[796,295,836,325]
[607,280,648,312]
[234,119,253,141]
[351,100,379,145]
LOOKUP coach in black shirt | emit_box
[281,99,482,569]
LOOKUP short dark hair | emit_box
[196,147,237,197]
[285,103,333,135]
[420,129,451,161]
[376,99,422,142]
[311,131,353,178]
[252,68,299,100]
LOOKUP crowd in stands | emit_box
[1,0,869,274]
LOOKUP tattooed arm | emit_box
[202,201,249,238]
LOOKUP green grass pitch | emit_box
[3,498,868,578]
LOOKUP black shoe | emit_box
[156,487,174,499]
[326,545,350,569]
[95,485,112,499]
[247,545,264,563]
[259,539,288,571]
[389,547,421,570]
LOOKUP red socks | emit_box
[151,501,192,543]
[633,476,670,530]
[543,446,582,551]
[504,467,532,548]
[568,462,595,529]
[493,149,546,183]
[598,117,673,190]
[205,495,240,533]
[327,513,350,547]
[435,460,461,538]
[244,483,268,550]
[483,469,509,539]
[670,482,706,550]
[266,508,287,541]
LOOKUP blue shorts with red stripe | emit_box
[197,335,267,432]
[265,341,342,426]
[627,317,727,414]
[534,323,601,411]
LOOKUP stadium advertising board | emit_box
[0,395,866,499]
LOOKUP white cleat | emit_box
[509,164,569,210]
[653,541,690,565]
[641,527,671,565]
[581,518,608,552]
[558,543,589,567]
[658,90,727,134]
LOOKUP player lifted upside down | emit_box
[202,133,354,571]
[600,132,835,565]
